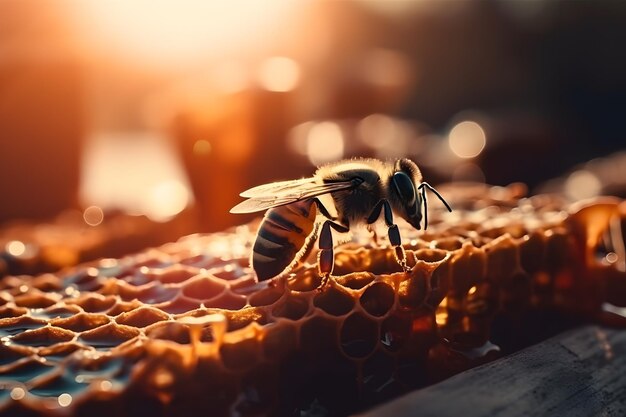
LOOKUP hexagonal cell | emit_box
[248,287,284,307]
[115,307,170,328]
[78,323,140,350]
[136,284,180,305]
[31,274,63,292]
[360,282,395,317]
[145,322,191,344]
[38,342,86,360]
[160,297,202,314]
[153,266,199,284]
[0,305,27,319]
[182,276,226,301]
[13,292,60,309]
[31,304,83,320]
[68,295,117,313]
[207,292,247,310]
[271,295,310,321]
[11,326,75,347]
[313,287,354,316]
[336,272,375,290]
[0,315,47,337]
[339,313,378,359]
[51,313,111,332]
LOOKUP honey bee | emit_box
[231,158,452,286]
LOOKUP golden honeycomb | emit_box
[1,183,625,416]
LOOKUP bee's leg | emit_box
[318,220,350,289]
[313,198,336,221]
[367,200,409,272]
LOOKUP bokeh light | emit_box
[6,240,26,257]
[307,122,345,166]
[448,121,487,159]
[144,180,191,223]
[58,393,72,407]
[258,57,301,92]
[83,205,104,227]
[564,170,602,200]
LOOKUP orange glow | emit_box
[80,132,192,219]
[307,122,344,166]
[144,180,190,223]
[70,1,300,66]
[258,57,301,92]
[83,205,104,227]
[448,121,487,159]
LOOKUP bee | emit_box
[230,158,452,286]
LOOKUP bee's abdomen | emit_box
[252,200,317,281]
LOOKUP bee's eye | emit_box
[392,172,417,206]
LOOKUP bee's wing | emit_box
[239,177,317,198]
[230,180,357,214]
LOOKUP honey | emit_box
[1,183,625,416]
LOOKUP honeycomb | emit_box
[1,183,625,417]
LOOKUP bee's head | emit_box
[389,158,423,229]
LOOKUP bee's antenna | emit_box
[421,185,428,230]
[418,182,453,230]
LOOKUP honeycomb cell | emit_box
[248,287,283,307]
[38,342,86,359]
[360,282,395,317]
[313,286,355,316]
[0,316,47,337]
[0,305,27,319]
[136,284,180,305]
[78,323,140,349]
[13,292,59,309]
[115,307,170,328]
[271,295,310,320]
[339,313,378,358]
[337,272,375,290]
[31,304,83,320]
[160,298,202,314]
[69,295,117,313]
[11,326,75,347]
[208,292,247,310]
[152,266,199,284]
[51,313,111,332]
[145,322,191,344]
[182,276,226,301]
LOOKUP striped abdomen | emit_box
[252,200,317,281]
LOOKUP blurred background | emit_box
[1,0,626,274]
